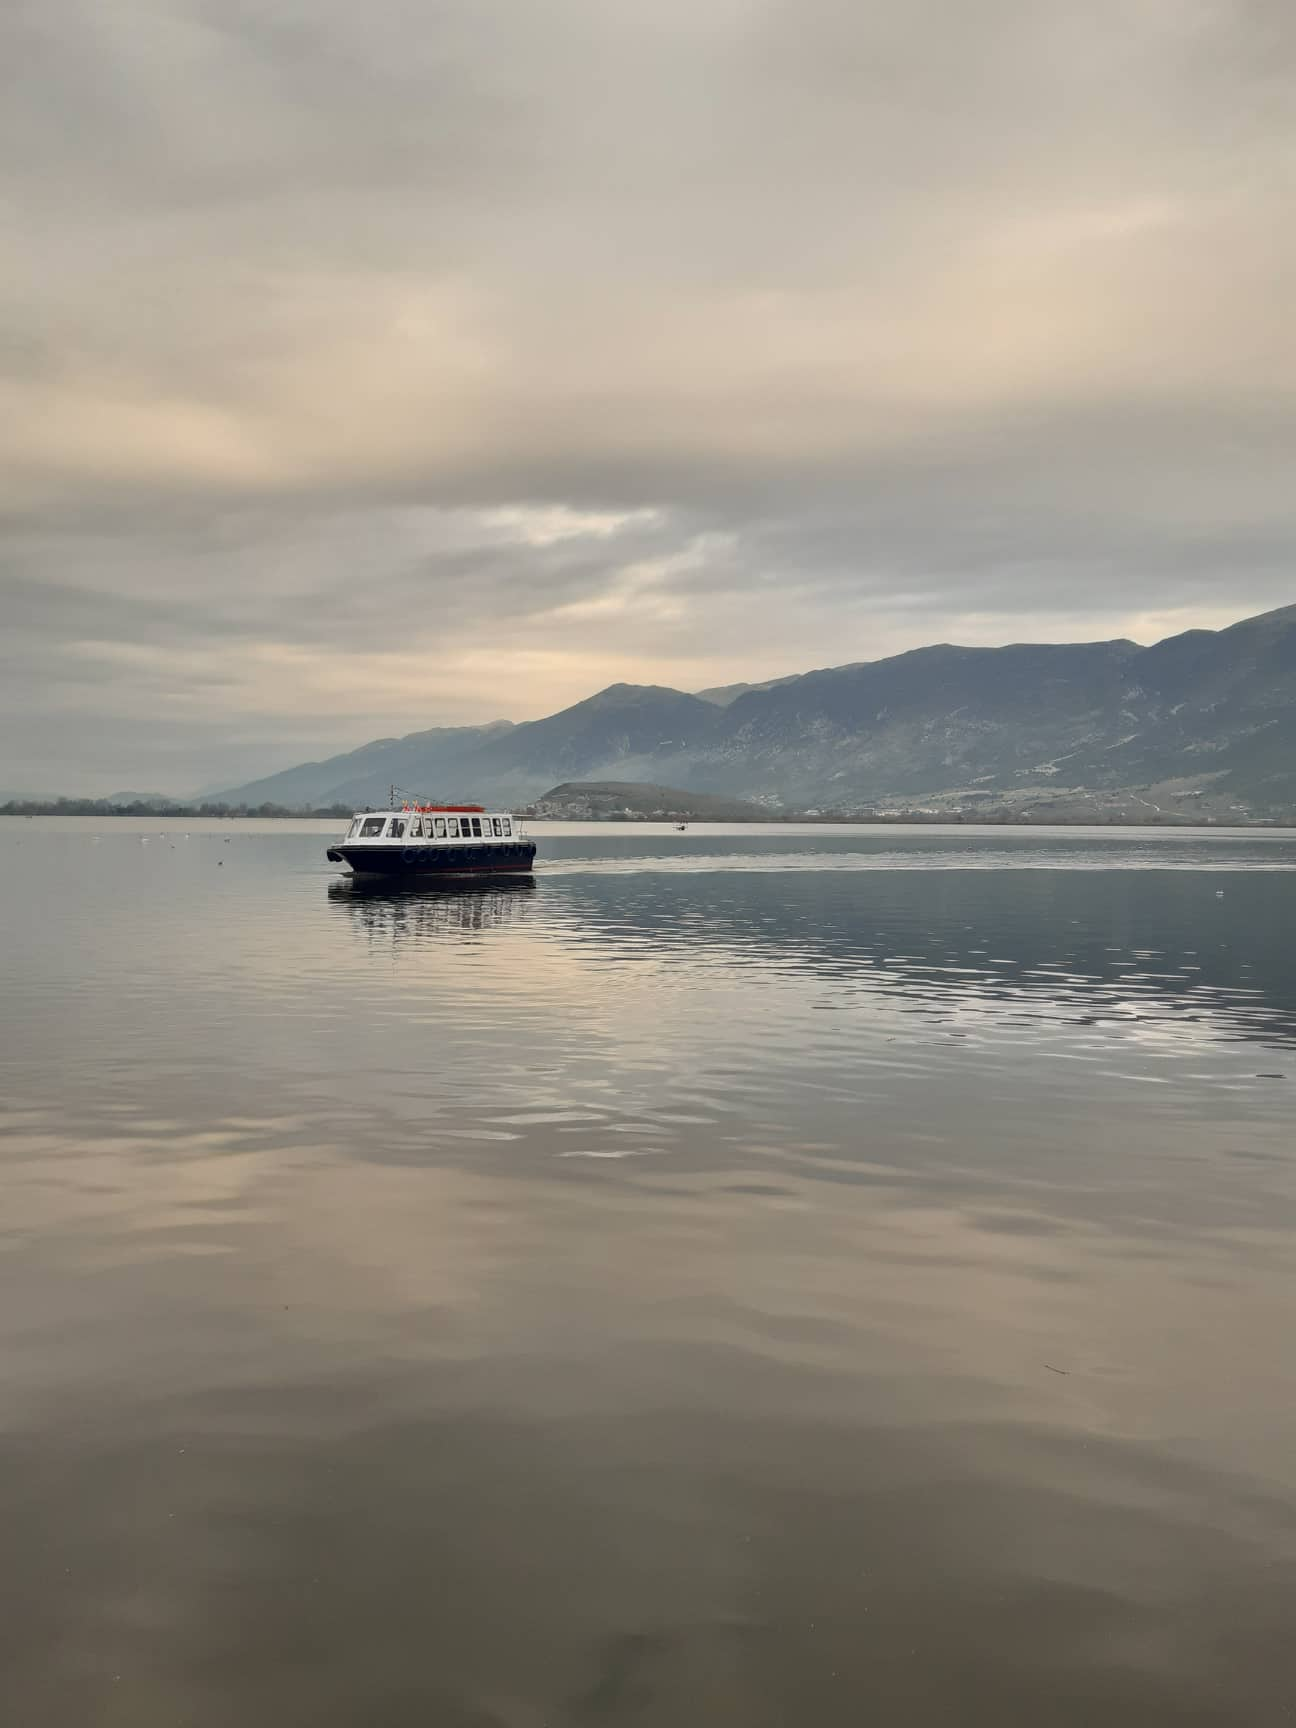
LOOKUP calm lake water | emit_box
[5,819,1296,1725]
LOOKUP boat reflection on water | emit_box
[326,873,538,946]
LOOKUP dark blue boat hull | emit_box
[327,841,537,878]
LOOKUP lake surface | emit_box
[4,819,1296,1725]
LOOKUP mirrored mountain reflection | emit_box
[328,853,1296,1052]
[5,821,1296,1725]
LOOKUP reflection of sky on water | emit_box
[5,824,1296,1724]
[329,852,1296,1053]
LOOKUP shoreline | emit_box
[4,807,1294,832]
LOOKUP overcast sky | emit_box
[2,0,1293,792]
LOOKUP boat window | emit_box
[388,818,406,839]
[360,817,385,837]
[492,817,502,836]
[471,817,482,837]
[447,818,459,837]
[434,817,447,838]
[502,818,512,836]
[407,817,421,837]
[347,819,360,838]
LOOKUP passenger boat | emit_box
[326,804,536,879]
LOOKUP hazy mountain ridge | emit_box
[212,605,1296,818]
[218,721,516,810]
[693,673,808,706]
[530,782,769,820]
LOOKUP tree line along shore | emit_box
[3,797,1290,827]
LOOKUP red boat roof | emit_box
[401,803,485,813]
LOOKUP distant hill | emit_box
[529,781,771,820]
[703,605,1296,816]
[463,684,717,795]
[211,604,1296,820]
[212,721,515,810]
[212,687,717,809]
[693,673,806,706]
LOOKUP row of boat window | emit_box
[350,814,513,841]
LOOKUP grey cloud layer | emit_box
[1,0,1293,788]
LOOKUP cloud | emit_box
[1,0,1293,788]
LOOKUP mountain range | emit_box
[214,603,1296,820]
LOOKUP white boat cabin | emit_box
[341,807,518,846]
